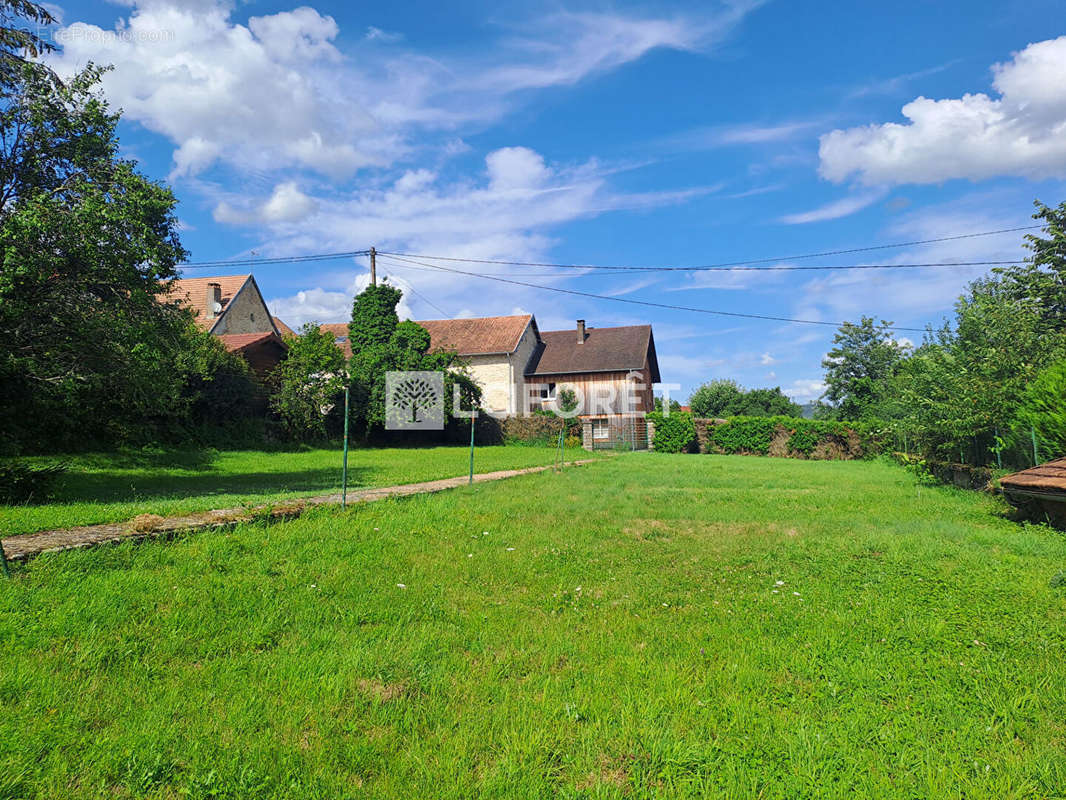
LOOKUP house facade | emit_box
[525,320,660,450]
[314,314,661,448]
[318,315,542,416]
[167,274,288,379]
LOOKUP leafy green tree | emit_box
[1018,360,1066,460]
[174,324,262,432]
[270,323,346,440]
[991,200,1066,331]
[689,379,744,418]
[821,317,907,420]
[0,1,56,87]
[689,379,800,418]
[0,64,188,452]
[899,280,1065,461]
[653,396,681,414]
[741,387,801,417]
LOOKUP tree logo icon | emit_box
[385,371,445,430]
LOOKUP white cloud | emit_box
[786,379,825,403]
[760,352,775,365]
[820,36,1066,185]
[781,190,885,224]
[365,26,402,43]
[213,181,318,225]
[48,1,758,180]
[269,274,414,329]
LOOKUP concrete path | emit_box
[1,459,597,562]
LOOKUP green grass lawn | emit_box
[2,454,1065,799]
[0,445,589,536]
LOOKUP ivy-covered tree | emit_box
[346,282,478,437]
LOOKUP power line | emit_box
[174,223,1038,274]
[385,274,452,318]
[377,224,1039,271]
[376,253,928,332]
[178,249,370,270]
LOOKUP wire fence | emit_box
[890,424,1056,472]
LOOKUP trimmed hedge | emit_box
[648,411,697,453]
[697,416,885,459]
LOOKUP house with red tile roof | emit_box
[166,274,289,379]
[314,315,660,443]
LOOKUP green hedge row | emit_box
[649,414,885,459]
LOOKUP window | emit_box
[335,336,348,344]
[592,418,610,440]
[539,382,556,400]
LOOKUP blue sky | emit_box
[40,0,1066,402]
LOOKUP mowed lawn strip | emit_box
[0,445,596,536]
[2,455,1065,799]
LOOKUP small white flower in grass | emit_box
[310,584,317,589]
[793,592,800,596]
[506,547,515,551]
[374,527,380,531]
[575,586,582,592]
[775,580,785,586]
[482,531,490,535]
[396,583,406,589]
[467,553,473,558]
[772,590,779,594]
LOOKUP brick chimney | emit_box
[577,319,586,343]
[206,283,222,318]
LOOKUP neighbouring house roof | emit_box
[526,324,661,382]
[318,322,352,357]
[1000,458,1066,499]
[272,317,296,337]
[418,315,533,356]
[314,315,534,360]
[166,275,251,331]
[218,331,285,353]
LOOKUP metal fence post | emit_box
[1032,426,1040,466]
[342,385,350,509]
[469,411,476,485]
[994,426,1002,470]
[0,540,10,578]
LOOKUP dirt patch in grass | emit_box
[577,755,632,792]
[625,518,783,542]
[356,678,407,703]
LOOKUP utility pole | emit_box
[369,246,377,286]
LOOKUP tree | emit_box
[0,1,56,88]
[173,324,262,434]
[1018,360,1066,460]
[270,323,346,440]
[347,282,478,437]
[0,63,188,452]
[821,317,907,420]
[689,379,744,418]
[991,200,1066,332]
[689,379,800,418]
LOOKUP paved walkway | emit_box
[1,459,596,562]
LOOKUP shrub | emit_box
[501,414,566,446]
[1018,360,1066,459]
[648,411,697,453]
[710,416,776,454]
[0,461,66,504]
